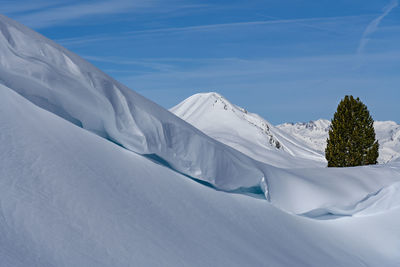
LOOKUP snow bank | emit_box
[1,82,400,266]
[263,164,400,215]
[301,182,400,218]
[0,15,264,191]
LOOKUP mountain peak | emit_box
[193,92,225,99]
[171,93,327,168]
[174,92,235,113]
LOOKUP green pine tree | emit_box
[325,95,379,167]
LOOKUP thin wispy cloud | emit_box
[12,0,158,28]
[146,52,399,78]
[102,51,400,87]
[56,14,372,47]
[0,0,68,14]
[357,0,398,55]
[57,35,113,47]
[84,55,177,72]
[126,15,370,35]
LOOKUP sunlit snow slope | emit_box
[2,79,400,267]
[278,120,400,163]
[171,92,326,168]
[0,14,266,192]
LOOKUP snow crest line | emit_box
[300,182,400,219]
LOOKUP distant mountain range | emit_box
[277,119,400,164]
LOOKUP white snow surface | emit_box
[0,14,265,192]
[171,92,326,168]
[278,119,400,163]
[1,15,400,266]
[2,74,400,267]
[264,163,400,215]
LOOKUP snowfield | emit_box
[1,14,400,267]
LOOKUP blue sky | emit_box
[3,0,400,124]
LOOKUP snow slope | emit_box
[278,119,400,163]
[0,14,265,192]
[2,77,400,267]
[263,162,400,215]
[171,92,326,168]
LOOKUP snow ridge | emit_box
[3,82,400,266]
[0,15,265,192]
[172,92,282,149]
[301,181,400,219]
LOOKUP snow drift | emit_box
[263,163,400,215]
[0,14,265,191]
[1,80,400,267]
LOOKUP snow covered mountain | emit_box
[277,119,331,152]
[2,14,400,266]
[170,91,399,166]
[374,121,400,162]
[171,92,326,168]
[278,119,400,163]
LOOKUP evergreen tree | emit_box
[325,95,379,167]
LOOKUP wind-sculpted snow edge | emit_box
[0,14,268,193]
